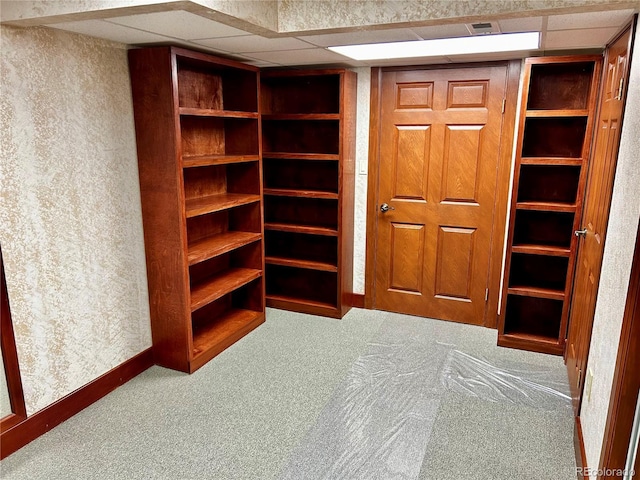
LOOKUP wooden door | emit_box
[566,25,633,413]
[372,65,508,325]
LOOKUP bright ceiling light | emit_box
[327,32,540,60]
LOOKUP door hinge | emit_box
[615,77,624,100]
[485,288,489,302]
[577,369,582,388]
[501,98,506,113]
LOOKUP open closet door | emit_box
[565,22,635,413]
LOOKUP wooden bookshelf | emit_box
[260,70,356,318]
[129,46,265,373]
[498,55,602,355]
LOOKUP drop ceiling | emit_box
[3,6,637,67]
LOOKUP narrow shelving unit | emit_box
[129,46,265,373]
[260,70,356,318]
[498,56,602,355]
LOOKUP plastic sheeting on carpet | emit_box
[440,349,572,411]
[278,316,573,480]
[278,338,450,480]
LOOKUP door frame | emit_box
[598,224,640,479]
[364,61,521,327]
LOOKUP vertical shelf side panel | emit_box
[128,47,192,372]
[339,71,357,316]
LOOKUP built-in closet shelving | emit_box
[498,56,602,355]
[128,47,265,373]
[260,70,356,318]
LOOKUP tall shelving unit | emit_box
[129,47,265,373]
[499,56,602,355]
[260,69,356,318]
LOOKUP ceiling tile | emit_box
[243,48,348,66]
[547,9,634,31]
[545,27,619,49]
[194,35,313,53]
[410,23,471,40]
[46,20,171,44]
[106,11,249,40]
[298,28,421,47]
[498,17,543,33]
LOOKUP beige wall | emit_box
[0,25,152,415]
[580,21,640,477]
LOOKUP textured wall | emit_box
[352,67,371,295]
[277,0,637,33]
[580,22,640,477]
[0,25,152,415]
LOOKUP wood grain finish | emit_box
[499,54,603,355]
[0,348,153,460]
[370,64,509,325]
[182,154,259,168]
[565,25,634,415]
[188,231,261,266]
[185,193,260,218]
[129,46,264,373]
[261,69,356,318]
[264,222,338,237]
[191,309,264,372]
[190,268,262,312]
[0,249,26,433]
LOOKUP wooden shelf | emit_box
[188,232,261,266]
[520,157,583,166]
[130,46,264,374]
[191,308,264,366]
[264,222,338,237]
[263,188,338,200]
[190,268,261,312]
[508,286,566,301]
[498,332,564,355]
[179,107,258,118]
[500,55,601,355]
[182,154,259,168]
[511,244,571,257]
[516,201,577,212]
[265,256,338,272]
[266,294,337,311]
[262,113,340,120]
[185,193,260,218]
[526,109,589,117]
[262,152,340,161]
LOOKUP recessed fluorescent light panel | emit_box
[328,32,540,60]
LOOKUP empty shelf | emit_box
[263,188,339,200]
[516,201,577,212]
[263,153,339,161]
[179,107,258,118]
[190,268,261,312]
[185,193,260,218]
[264,222,338,236]
[511,244,571,257]
[265,256,338,272]
[182,154,259,168]
[188,232,261,265]
[507,286,565,301]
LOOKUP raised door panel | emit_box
[392,126,430,201]
[434,226,475,301]
[389,223,426,293]
[440,125,483,204]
